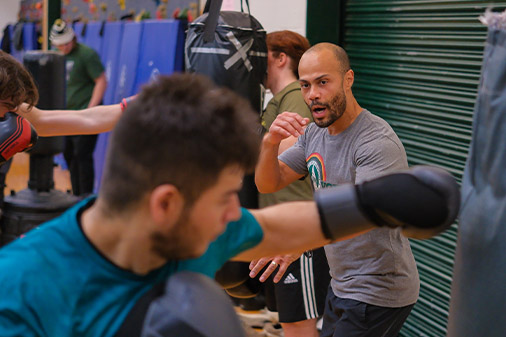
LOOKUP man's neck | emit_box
[327,96,363,136]
[81,199,166,275]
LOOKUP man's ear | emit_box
[344,69,354,89]
[149,184,185,226]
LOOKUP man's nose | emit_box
[307,86,320,101]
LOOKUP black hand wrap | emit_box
[0,112,38,164]
[315,184,373,240]
[315,166,461,240]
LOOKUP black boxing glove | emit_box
[0,112,38,164]
[315,166,460,240]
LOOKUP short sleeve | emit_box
[279,132,309,175]
[180,208,263,278]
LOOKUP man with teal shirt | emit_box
[0,72,459,336]
[50,19,107,196]
[0,74,339,337]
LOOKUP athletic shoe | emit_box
[263,322,284,337]
[237,307,279,329]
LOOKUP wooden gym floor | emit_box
[4,153,71,196]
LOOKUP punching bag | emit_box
[186,0,267,300]
[185,0,267,210]
[0,51,79,246]
[185,0,267,113]
[447,10,506,337]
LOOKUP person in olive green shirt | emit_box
[255,31,330,337]
[50,19,107,196]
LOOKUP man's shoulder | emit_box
[214,209,263,250]
[75,43,101,60]
[357,110,394,131]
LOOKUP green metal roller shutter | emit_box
[343,1,506,336]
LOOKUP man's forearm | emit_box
[19,104,122,136]
[234,201,334,261]
[255,134,284,193]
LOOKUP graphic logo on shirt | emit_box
[306,153,334,190]
[65,60,74,81]
[284,273,299,284]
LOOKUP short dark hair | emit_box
[0,51,39,110]
[306,43,351,74]
[267,31,310,78]
[100,73,261,212]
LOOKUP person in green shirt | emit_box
[50,19,107,196]
[256,30,330,337]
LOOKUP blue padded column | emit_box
[100,22,124,105]
[112,22,143,103]
[22,23,37,51]
[8,25,23,63]
[92,21,124,193]
[83,21,104,56]
[133,19,185,93]
[72,22,86,44]
[93,21,143,193]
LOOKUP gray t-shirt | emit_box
[279,109,419,307]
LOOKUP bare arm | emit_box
[17,103,122,137]
[233,201,329,261]
[87,72,107,108]
[255,112,309,193]
[278,135,299,154]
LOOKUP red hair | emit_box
[266,30,310,77]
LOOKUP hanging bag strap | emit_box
[203,0,223,43]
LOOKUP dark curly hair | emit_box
[0,51,38,111]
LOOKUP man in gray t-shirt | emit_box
[255,43,419,337]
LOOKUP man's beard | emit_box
[310,89,347,128]
[149,207,200,260]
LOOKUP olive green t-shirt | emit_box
[65,43,104,110]
[259,81,314,208]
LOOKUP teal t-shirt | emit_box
[0,198,263,337]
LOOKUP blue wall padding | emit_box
[92,22,122,193]
[133,19,185,93]
[83,22,104,56]
[8,25,23,63]
[92,21,124,193]
[112,22,143,103]
[22,23,37,50]
[92,22,143,193]
[100,22,124,105]
[8,23,37,63]
[92,20,185,193]
[72,22,86,44]
[92,131,110,193]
